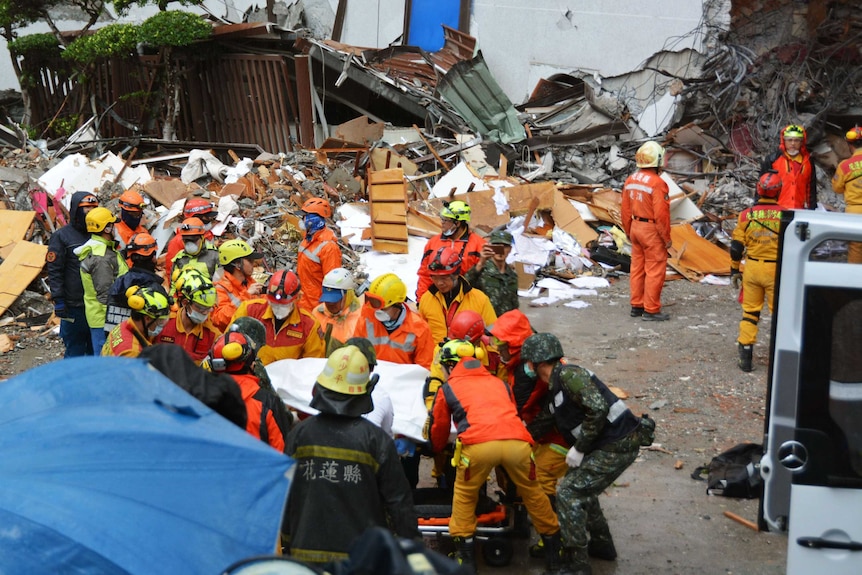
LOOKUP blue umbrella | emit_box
[0,356,294,574]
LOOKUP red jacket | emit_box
[428,359,532,451]
[231,372,287,452]
[762,129,817,210]
[102,319,150,357]
[416,231,485,300]
[621,169,671,246]
[155,309,221,364]
[231,298,325,365]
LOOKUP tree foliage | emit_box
[61,23,139,64]
[138,11,210,48]
[109,0,203,17]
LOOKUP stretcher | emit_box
[414,487,517,567]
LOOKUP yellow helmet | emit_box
[438,338,486,366]
[125,285,170,319]
[177,268,216,307]
[440,200,471,223]
[218,239,261,266]
[635,141,665,169]
[86,207,117,233]
[316,345,370,395]
[366,273,407,309]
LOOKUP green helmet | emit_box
[345,337,378,371]
[440,200,471,223]
[521,333,564,364]
[125,285,170,319]
[178,268,216,307]
[229,316,267,351]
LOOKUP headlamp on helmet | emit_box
[118,190,145,213]
[845,126,862,143]
[428,246,462,276]
[267,270,301,304]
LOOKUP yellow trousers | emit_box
[737,259,776,346]
[846,205,862,264]
[533,443,568,497]
[450,440,559,538]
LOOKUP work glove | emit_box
[730,270,742,290]
[394,437,416,458]
[53,298,67,318]
[565,447,585,468]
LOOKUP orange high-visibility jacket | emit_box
[297,227,342,311]
[212,273,259,332]
[416,231,485,300]
[231,372,287,452]
[352,304,435,369]
[621,169,671,246]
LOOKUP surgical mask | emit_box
[523,362,537,380]
[148,322,165,338]
[271,303,294,319]
[374,309,391,323]
[442,225,456,237]
[187,307,209,325]
[184,240,202,255]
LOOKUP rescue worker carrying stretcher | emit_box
[425,339,563,575]
[521,333,655,575]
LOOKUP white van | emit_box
[760,209,862,573]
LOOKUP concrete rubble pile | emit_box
[0,1,859,322]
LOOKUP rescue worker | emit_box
[102,285,171,358]
[157,267,221,365]
[77,206,129,353]
[354,272,435,369]
[486,310,568,558]
[832,126,862,263]
[521,333,655,575]
[465,229,519,315]
[425,339,563,574]
[418,246,497,344]
[114,189,147,249]
[284,345,418,565]
[226,316,275,391]
[730,172,785,373]
[761,123,817,210]
[621,140,672,321]
[311,267,363,355]
[230,269,326,365]
[164,197,218,278]
[296,197,342,312]
[169,216,219,283]
[104,232,163,336]
[210,331,291,451]
[46,192,99,357]
[416,199,486,300]
[211,239,264,331]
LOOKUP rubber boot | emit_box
[541,532,564,574]
[452,536,477,574]
[738,343,753,372]
[586,520,617,560]
[529,495,555,557]
[558,546,592,575]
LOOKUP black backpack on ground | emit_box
[691,442,763,499]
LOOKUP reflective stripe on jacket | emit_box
[352,304,435,369]
[297,227,342,311]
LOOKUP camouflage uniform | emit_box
[465,260,519,315]
[529,362,654,571]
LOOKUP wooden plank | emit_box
[669,223,731,278]
[371,222,409,239]
[370,184,410,202]
[0,211,36,251]
[506,181,556,214]
[0,241,49,316]
[373,203,407,218]
[372,238,409,254]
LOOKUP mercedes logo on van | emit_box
[777,441,808,471]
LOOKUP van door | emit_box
[760,210,862,574]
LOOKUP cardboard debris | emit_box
[144,179,197,208]
[0,210,36,258]
[668,223,731,280]
[551,190,598,247]
[335,115,385,145]
[0,241,49,316]
[0,333,14,353]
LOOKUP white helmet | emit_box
[322,267,355,291]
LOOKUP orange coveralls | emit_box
[621,169,671,314]
[211,273,260,332]
[297,227,342,312]
[832,149,862,263]
[352,304,435,369]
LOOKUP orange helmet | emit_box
[119,190,145,213]
[757,172,783,199]
[301,197,332,218]
[78,194,99,208]
[178,217,206,237]
[428,247,462,276]
[183,197,216,218]
[448,310,485,344]
[127,232,158,257]
[267,270,301,304]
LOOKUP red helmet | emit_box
[178,217,206,237]
[127,232,158,257]
[210,331,255,373]
[301,197,332,218]
[845,126,862,144]
[429,247,462,276]
[267,270,301,304]
[757,172,783,199]
[448,310,485,344]
[119,190,145,212]
[183,197,216,218]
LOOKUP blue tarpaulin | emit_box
[0,356,294,574]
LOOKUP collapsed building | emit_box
[0,0,860,321]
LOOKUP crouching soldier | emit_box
[521,333,655,575]
[425,339,563,575]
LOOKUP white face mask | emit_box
[374,309,391,322]
[186,307,209,325]
[149,322,165,338]
[184,240,202,255]
[271,303,294,319]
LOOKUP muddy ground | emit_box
[0,274,788,574]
